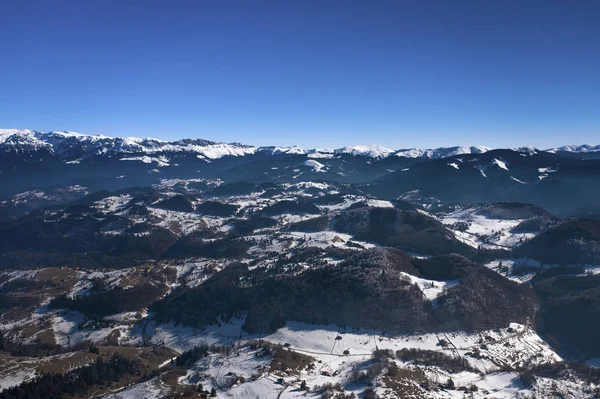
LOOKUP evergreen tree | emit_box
[447,378,455,390]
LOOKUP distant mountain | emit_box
[0,129,255,160]
[546,144,600,153]
[393,145,491,159]
[2,128,600,215]
[335,145,395,158]
[0,130,400,161]
[3,128,600,162]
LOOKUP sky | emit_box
[1,0,599,149]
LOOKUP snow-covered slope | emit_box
[394,146,491,159]
[3,128,600,163]
[0,129,36,142]
[1,130,396,160]
[334,145,395,159]
[513,146,538,154]
[258,145,306,155]
[0,129,53,153]
[0,129,256,159]
[546,144,600,153]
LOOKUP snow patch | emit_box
[510,176,526,184]
[302,160,326,172]
[492,159,508,171]
[120,155,170,167]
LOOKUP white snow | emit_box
[0,365,38,391]
[225,378,281,398]
[438,207,536,250]
[137,319,563,399]
[302,159,326,172]
[120,155,170,167]
[514,145,538,154]
[307,148,335,159]
[334,145,394,159]
[103,377,170,398]
[94,194,132,212]
[492,159,509,171]
[143,318,246,352]
[395,146,491,159]
[260,321,559,372]
[190,143,257,159]
[365,199,394,208]
[0,129,36,144]
[546,144,600,153]
[400,272,459,301]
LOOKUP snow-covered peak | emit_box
[257,145,305,155]
[44,130,110,139]
[513,146,538,155]
[394,148,428,158]
[334,145,394,159]
[394,145,491,159]
[0,128,36,137]
[4,128,600,163]
[447,145,491,156]
[273,145,306,155]
[312,148,334,154]
[0,128,260,159]
[0,129,38,143]
[306,148,335,159]
[0,129,52,153]
[546,144,600,153]
[191,142,257,159]
[261,144,395,159]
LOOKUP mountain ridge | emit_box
[4,128,598,160]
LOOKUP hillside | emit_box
[334,207,474,256]
[515,219,600,264]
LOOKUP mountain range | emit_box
[2,128,600,217]
[2,128,599,160]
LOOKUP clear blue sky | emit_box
[1,0,599,148]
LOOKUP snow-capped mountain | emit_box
[512,145,538,154]
[393,145,491,159]
[0,130,397,160]
[0,129,257,160]
[257,145,306,156]
[3,129,600,163]
[334,144,395,159]
[0,129,53,154]
[4,127,600,217]
[546,144,600,153]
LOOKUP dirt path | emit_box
[276,385,288,398]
